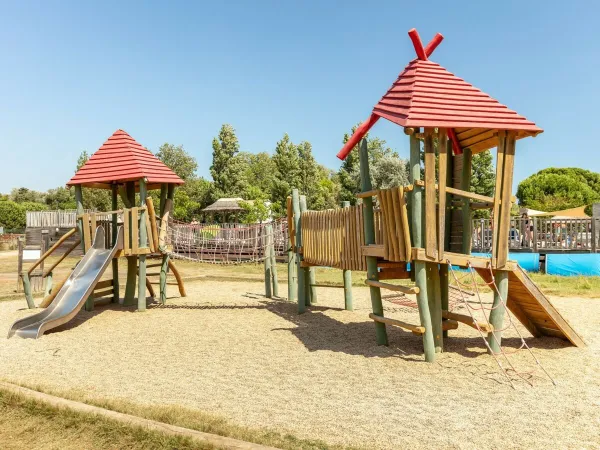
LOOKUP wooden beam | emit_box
[491,131,506,263]
[355,189,379,199]
[28,227,77,276]
[442,310,494,333]
[424,128,437,258]
[496,132,516,268]
[412,248,517,271]
[365,279,419,295]
[437,128,448,260]
[370,313,425,334]
[361,245,385,258]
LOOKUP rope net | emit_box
[447,261,555,388]
[165,219,289,264]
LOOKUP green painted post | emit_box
[300,195,315,306]
[444,140,454,252]
[138,178,148,312]
[287,220,296,303]
[341,201,353,311]
[461,148,473,255]
[428,263,443,352]
[488,270,508,353]
[111,184,119,303]
[410,128,436,362]
[440,264,449,338]
[159,183,167,218]
[269,227,279,297]
[264,225,273,298]
[124,182,137,306]
[22,273,35,309]
[359,138,387,345]
[292,189,305,313]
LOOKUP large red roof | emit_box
[67,129,184,190]
[337,29,542,159]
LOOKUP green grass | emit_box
[0,387,215,450]
[3,382,360,450]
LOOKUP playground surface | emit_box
[0,278,599,449]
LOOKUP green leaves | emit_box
[156,143,198,181]
[516,168,600,212]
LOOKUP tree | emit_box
[10,188,45,204]
[45,187,76,209]
[370,155,409,190]
[210,124,247,197]
[156,143,198,181]
[239,199,270,224]
[469,151,496,219]
[516,168,600,212]
[0,200,46,231]
[240,151,276,199]
[337,125,396,205]
[297,141,321,206]
[271,134,301,215]
[77,151,90,171]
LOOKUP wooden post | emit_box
[410,128,436,361]
[444,139,453,252]
[292,189,305,313]
[159,183,167,218]
[44,271,53,297]
[424,128,437,258]
[461,148,473,255]
[160,185,174,304]
[264,225,273,298]
[428,263,443,352]
[359,138,388,345]
[138,178,148,312]
[532,216,538,253]
[342,201,353,311]
[440,264,449,338]
[287,198,296,303]
[124,182,137,306]
[496,133,516,268]
[269,228,279,297]
[299,195,314,306]
[74,185,85,253]
[488,270,508,353]
[111,184,119,303]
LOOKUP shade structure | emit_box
[67,129,184,190]
[202,198,251,213]
[337,29,543,160]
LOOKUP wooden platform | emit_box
[476,265,585,347]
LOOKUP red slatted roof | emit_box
[337,29,542,160]
[67,129,184,190]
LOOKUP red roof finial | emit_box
[408,29,444,60]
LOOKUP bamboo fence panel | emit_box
[375,187,412,262]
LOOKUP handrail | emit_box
[27,228,77,276]
[42,239,81,278]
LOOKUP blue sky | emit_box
[1,0,598,194]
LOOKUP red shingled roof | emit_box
[67,129,184,190]
[337,29,542,160]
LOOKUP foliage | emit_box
[271,133,301,214]
[0,199,46,230]
[76,151,90,171]
[516,167,600,212]
[210,124,247,197]
[371,155,409,190]
[156,143,198,181]
[10,187,45,204]
[239,199,270,223]
[45,187,76,209]
[470,151,496,219]
[240,152,276,199]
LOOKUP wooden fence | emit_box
[472,217,599,252]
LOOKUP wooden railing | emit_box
[472,217,599,252]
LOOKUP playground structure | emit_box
[286,29,585,367]
[12,130,187,338]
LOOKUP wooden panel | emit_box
[82,213,91,252]
[437,128,448,259]
[95,279,114,290]
[424,128,437,258]
[123,209,130,252]
[90,214,97,239]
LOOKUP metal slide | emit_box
[8,226,123,339]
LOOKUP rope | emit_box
[165,219,289,265]
[447,260,555,388]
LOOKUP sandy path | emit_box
[0,280,598,449]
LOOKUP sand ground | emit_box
[0,280,599,449]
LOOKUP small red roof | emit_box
[67,129,184,190]
[337,29,542,160]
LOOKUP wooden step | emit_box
[442,310,493,333]
[365,279,419,295]
[369,313,425,334]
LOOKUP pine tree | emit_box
[271,134,301,214]
[210,124,247,197]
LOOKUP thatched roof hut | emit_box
[202,198,253,214]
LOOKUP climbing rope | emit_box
[165,219,289,265]
[447,260,555,388]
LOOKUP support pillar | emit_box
[264,225,273,298]
[410,128,435,361]
[138,178,148,312]
[287,216,296,303]
[359,138,387,345]
[269,229,279,297]
[300,195,315,305]
[111,184,119,303]
[160,184,174,304]
[488,270,508,353]
[124,182,137,306]
[428,263,443,352]
[292,189,305,313]
[461,148,473,255]
[440,264,449,338]
[342,201,353,311]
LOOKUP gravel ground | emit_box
[0,280,598,449]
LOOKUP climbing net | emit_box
[447,261,555,388]
[166,219,289,264]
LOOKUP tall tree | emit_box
[271,133,300,214]
[156,143,198,181]
[210,124,247,197]
[517,167,600,212]
[10,188,46,204]
[240,151,276,198]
